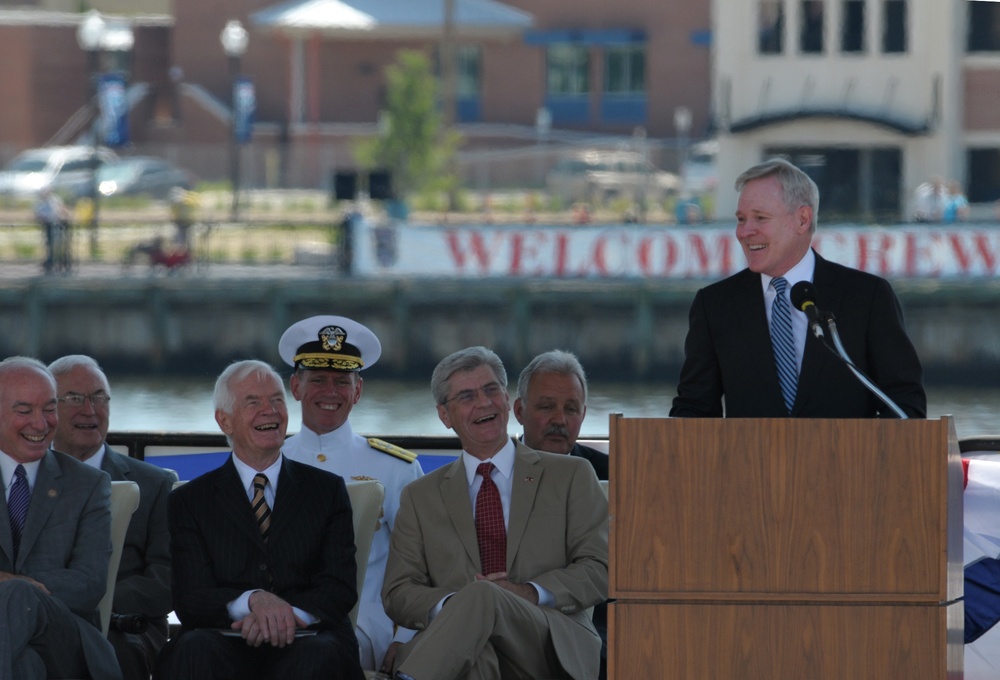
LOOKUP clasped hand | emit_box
[231,591,308,647]
[474,571,539,605]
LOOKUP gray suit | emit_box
[0,450,121,679]
[101,446,176,680]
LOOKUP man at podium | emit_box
[670,158,926,419]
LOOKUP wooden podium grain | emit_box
[608,416,964,679]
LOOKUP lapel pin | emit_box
[523,476,535,483]
[47,488,58,498]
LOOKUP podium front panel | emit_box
[609,417,961,601]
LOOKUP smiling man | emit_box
[155,360,364,680]
[670,158,926,418]
[278,315,422,674]
[49,355,176,680]
[0,356,120,679]
[382,346,608,680]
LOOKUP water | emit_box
[107,377,1000,440]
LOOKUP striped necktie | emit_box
[770,276,798,413]
[8,465,29,564]
[251,473,271,542]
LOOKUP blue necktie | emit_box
[770,277,798,413]
[8,465,29,564]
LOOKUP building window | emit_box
[968,149,1000,203]
[759,1,785,54]
[547,45,589,96]
[841,0,865,53]
[968,2,1000,52]
[883,0,907,53]
[604,46,646,95]
[800,0,825,53]
[456,45,481,97]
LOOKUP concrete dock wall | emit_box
[1,275,999,385]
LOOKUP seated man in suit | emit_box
[49,354,176,680]
[670,158,926,419]
[0,356,120,679]
[383,346,608,680]
[154,360,365,680]
[514,348,609,680]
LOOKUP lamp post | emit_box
[77,11,133,258]
[220,20,249,222]
[674,105,693,190]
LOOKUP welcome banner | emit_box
[352,222,1000,280]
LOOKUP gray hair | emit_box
[734,158,820,233]
[0,356,55,400]
[48,355,111,393]
[516,350,588,403]
[431,346,507,405]
[214,360,285,414]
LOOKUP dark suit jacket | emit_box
[101,446,176,625]
[571,442,609,481]
[383,441,608,680]
[670,252,926,418]
[0,450,120,679]
[169,455,358,638]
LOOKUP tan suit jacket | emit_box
[383,440,608,679]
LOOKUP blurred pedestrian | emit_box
[34,187,70,273]
[943,180,970,224]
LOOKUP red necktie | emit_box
[475,462,506,574]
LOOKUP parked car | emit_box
[546,149,680,204]
[0,145,118,200]
[96,156,194,200]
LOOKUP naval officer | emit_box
[278,315,423,675]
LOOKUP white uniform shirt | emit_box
[282,419,423,668]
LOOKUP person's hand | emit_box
[380,641,403,676]
[0,572,50,595]
[230,591,306,647]
[474,572,539,604]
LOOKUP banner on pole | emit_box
[98,74,129,147]
[234,76,255,144]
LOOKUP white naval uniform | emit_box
[282,419,423,670]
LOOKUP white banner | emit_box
[353,222,1000,279]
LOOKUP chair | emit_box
[344,479,385,630]
[100,481,141,636]
[599,480,609,498]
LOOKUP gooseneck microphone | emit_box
[788,281,908,419]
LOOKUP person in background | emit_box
[0,356,120,679]
[155,360,364,680]
[383,346,607,680]
[513,348,609,680]
[49,354,176,680]
[278,315,422,675]
[671,158,926,418]
[34,187,69,273]
[913,176,948,222]
[943,180,970,224]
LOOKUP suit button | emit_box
[259,563,268,572]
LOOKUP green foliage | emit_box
[354,50,461,199]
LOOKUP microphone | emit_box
[790,281,824,338]
[789,280,908,419]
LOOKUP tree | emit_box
[355,50,461,202]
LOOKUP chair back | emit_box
[599,479,609,497]
[100,481,141,636]
[344,479,385,630]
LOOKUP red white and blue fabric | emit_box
[963,458,1000,678]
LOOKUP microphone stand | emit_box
[822,312,908,419]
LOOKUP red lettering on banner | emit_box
[855,233,895,275]
[590,231,631,276]
[444,231,505,273]
[636,233,680,276]
[554,232,570,277]
[687,232,734,278]
[903,231,941,277]
[509,231,553,276]
[949,231,1000,275]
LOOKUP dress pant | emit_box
[0,578,90,680]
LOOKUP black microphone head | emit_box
[790,281,818,313]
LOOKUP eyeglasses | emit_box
[58,393,111,407]
[442,382,506,406]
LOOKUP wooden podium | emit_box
[608,416,964,679]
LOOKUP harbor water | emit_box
[109,376,1000,441]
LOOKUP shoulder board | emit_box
[366,437,418,463]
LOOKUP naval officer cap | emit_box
[279,315,381,372]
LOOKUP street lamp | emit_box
[220,20,249,222]
[77,11,133,258]
[674,105,693,190]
